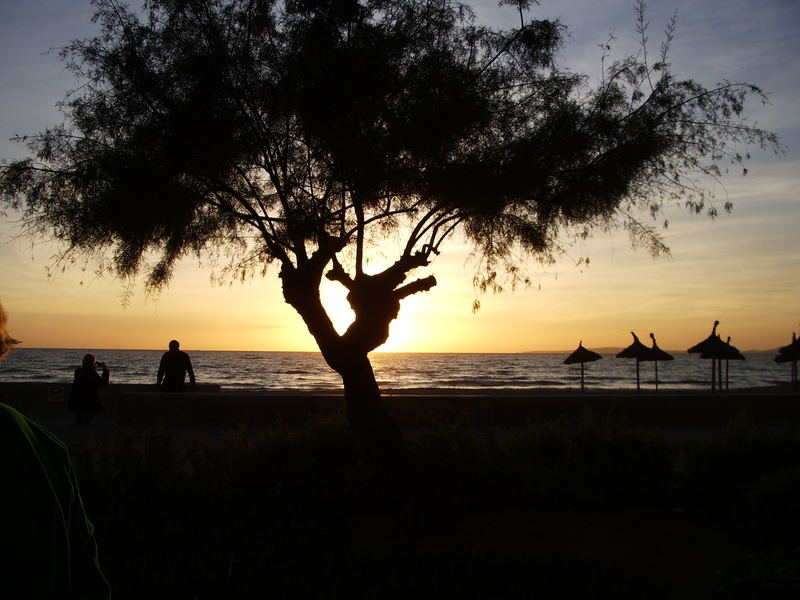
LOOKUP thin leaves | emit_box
[0,0,781,306]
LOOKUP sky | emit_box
[0,0,798,353]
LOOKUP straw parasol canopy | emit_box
[639,333,674,391]
[687,320,727,354]
[564,341,603,391]
[616,332,651,391]
[688,320,730,392]
[703,336,745,391]
[778,332,800,356]
[775,332,799,387]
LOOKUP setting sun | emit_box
[319,278,356,336]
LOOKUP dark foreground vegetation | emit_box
[69,412,800,599]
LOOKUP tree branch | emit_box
[354,196,366,277]
[324,255,354,289]
[395,275,437,300]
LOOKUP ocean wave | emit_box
[0,348,787,391]
[437,377,567,388]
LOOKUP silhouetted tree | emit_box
[0,0,780,465]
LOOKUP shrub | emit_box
[744,467,800,547]
[680,412,800,515]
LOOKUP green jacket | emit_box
[0,403,111,598]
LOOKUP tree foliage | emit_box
[2,0,778,302]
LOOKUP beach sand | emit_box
[2,380,798,440]
[2,381,798,597]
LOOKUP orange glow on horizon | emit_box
[1,164,798,355]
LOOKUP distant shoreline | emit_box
[6,346,786,355]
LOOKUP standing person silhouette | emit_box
[0,301,111,598]
[69,353,109,424]
[157,339,196,391]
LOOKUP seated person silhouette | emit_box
[69,353,109,424]
[0,301,111,598]
[157,339,196,391]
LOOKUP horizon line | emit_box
[8,346,783,355]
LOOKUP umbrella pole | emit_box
[655,361,659,391]
[711,358,717,392]
[581,362,585,392]
[726,360,730,391]
[723,360,726,391]
[636,359,640,392]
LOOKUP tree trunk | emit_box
[280,261,409,468]
[337,353,408,470]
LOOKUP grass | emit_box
[66,411,800,598]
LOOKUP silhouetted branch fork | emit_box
[429,218,464,254]
[343,206,418,238]
[205,196,286,225]
[325,258,354,288]
[476,13,549,78]
[423,213,465,252]
[384,250,431,281]
[326,245,432,296]
[613,77,670,123]
[404,206,462,255]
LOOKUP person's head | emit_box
[168,340,180,351]
[82,354,97,369]
[0,301,20,363]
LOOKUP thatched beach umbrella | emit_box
[688,320,729,392]
[775,332,799,387]
[639,333,674,391]
[616,332,651,391]
[779,333,800,356]
[564,341,603,391]
[708,336,745,391]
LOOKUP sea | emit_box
[0,348,790,393]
